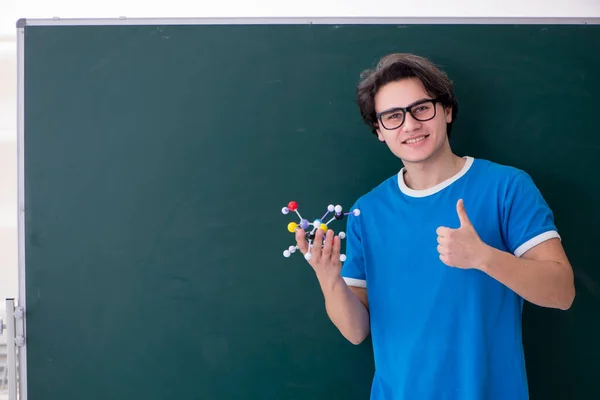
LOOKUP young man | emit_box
[294,53,575,399]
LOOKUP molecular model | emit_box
[281,201,360,261]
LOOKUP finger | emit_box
[436,226,451,237]
[456,199,472,227]
[437,244,447,255]
[311,228,324,261]
[439,253,452,266]
[321,229,334,259]
[332,234,342,264]
[295,228,309,254]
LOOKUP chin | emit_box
[398,154,435,164]
[392,146,436,164]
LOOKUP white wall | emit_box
[0,0,599,316]
[0,31,18,322]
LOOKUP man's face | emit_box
[374,77,452,164]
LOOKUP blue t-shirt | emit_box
[341,156,560,400]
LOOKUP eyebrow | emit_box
[377,97,432,115]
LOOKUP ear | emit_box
[444,106,453,124]
[374,124,385,142]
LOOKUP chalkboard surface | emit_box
[20,20,600,399]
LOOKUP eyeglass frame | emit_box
[375,97,443,131]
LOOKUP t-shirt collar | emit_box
[397,156,474,198]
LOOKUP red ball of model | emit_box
[287,201,298,211]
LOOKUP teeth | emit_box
[405,136,427,144]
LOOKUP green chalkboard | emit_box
[19,19,600,399]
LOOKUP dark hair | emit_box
[356,53,458,139]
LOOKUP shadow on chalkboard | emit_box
[447,66,599,399]
[441,64,494,160]
[521,170,600,400]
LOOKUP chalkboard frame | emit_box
[15,16,600,400]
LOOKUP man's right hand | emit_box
[295,227,343,287]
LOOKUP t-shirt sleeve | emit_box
[340,201,367,288]
[502,171,561,257]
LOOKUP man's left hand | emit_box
[436,199,491,270]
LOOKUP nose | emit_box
[402,112,421,132]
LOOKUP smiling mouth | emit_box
[403,135,429,144]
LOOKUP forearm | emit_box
[317,274,370,345]
[479,246,575,310]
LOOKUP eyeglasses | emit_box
[376,98,441,131]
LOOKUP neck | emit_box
[402,144,465,191]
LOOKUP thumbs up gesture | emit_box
[436,199,491,270]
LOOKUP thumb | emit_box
[456,199,472,227]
